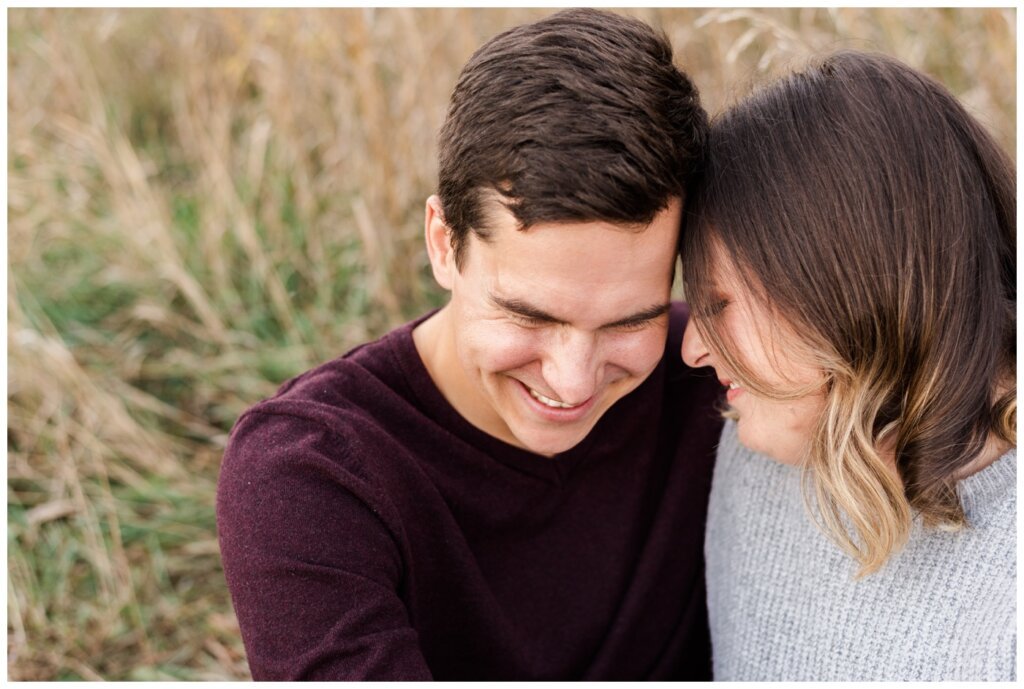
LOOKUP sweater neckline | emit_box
[384,309,598,484]
[957,447,1016,523]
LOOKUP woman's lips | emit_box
[721,378,743,403]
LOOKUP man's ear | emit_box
[424,195,457,290]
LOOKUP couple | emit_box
[216,9,1015,681]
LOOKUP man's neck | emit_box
[411,305,521,449]
[411,305,447,389]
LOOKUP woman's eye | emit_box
[701,299,729,318]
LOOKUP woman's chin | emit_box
[736,419,804,466]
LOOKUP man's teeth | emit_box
[529,388,579,409]
[728,382,740,390]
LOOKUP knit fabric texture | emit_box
[706,420,1016,681]
[217,304,724,680]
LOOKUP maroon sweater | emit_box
[216,303,723,680]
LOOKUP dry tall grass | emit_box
[7,8,1015,680]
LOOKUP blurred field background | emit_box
[7,7,1016,680]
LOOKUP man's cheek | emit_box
[462,325,543,373]
[604,328,668,375]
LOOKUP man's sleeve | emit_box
[216,410,433,680]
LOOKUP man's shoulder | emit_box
[222,318,428,479]
[668,300,692,332]
[255,311,431,420]
[666,301,691,360]
[274,322,413,407]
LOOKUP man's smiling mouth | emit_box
[527,386,582,409]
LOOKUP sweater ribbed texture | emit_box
[706,420,1016,681]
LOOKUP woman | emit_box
[680,51,1015,680]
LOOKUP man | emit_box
[217,8,722,680]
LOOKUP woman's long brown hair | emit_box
[683,50,1016,575]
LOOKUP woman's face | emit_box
[681,256,828,465]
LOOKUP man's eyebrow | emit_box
[600,303,671,329]
[490,295,564,323]
[490,295,670,329]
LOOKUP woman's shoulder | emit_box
[888,449,1015,621]
[957,447,1016,528]
[707,421,813,561]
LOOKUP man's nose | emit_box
[541,330,600,405]
[681,318,711,369]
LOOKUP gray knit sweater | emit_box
[706,421,1016,681]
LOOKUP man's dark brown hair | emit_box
[437,8,707,268]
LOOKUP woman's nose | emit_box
[681,317,711,369]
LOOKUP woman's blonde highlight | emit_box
[804,374,914,576]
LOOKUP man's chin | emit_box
[511,424,592,457]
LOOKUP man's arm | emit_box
[216,411,432,680]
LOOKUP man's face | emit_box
[422,197,681,456]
